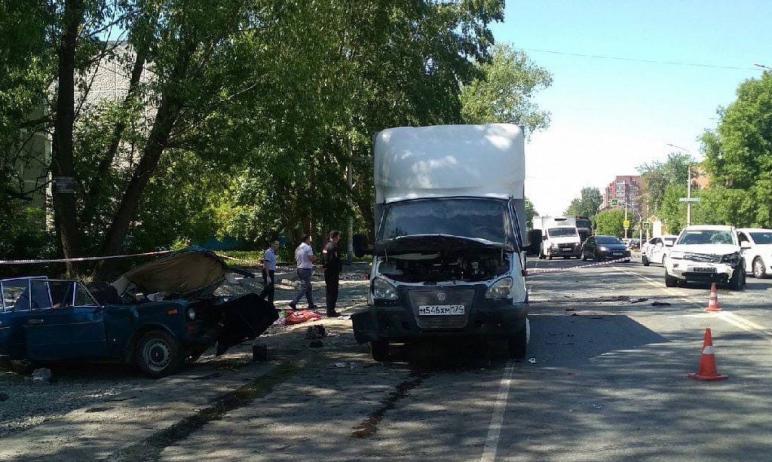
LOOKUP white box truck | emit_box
[352,124,529,361]
[532,216,582,259]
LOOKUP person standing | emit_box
[322,230,343,317]
[289,234,317,310]
[259,240,279,303]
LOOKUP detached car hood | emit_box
[672,244,740,256]
[112,247,228,298]
[374,234,508,255]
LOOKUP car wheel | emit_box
[507,331,527,360]
[665,269,677,288]
[753,257,768,279]
[729,265,746,291]
[135,331,183,378]
[370,340,389,361]
[642,255,650,266]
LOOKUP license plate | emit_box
[418,305,465,316]
[692,267,716,273]
[613,252,623,256]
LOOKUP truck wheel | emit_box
[753,257,767,279]
[370,340,389,362]
[642,255,650,266]
[507,332,527,360]
[135,331,183,378]
[729,265,746,291]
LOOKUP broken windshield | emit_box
[379,198,512,244]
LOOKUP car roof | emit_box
[681,225,734,231]
[737,228,772,233]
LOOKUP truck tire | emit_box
[729,265,746,291]
[642,255,650,266]
[370,340,389,362]
[135,331,184,378]
[753,257,767,279]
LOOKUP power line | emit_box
[521,47,759,71]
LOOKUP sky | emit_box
[490,0,772,216]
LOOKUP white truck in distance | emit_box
[351,124,529,361]
[533,216,582,259]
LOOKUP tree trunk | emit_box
[51,0,84,274]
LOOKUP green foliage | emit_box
[702,72,772,227]
[524,198,537,228]
[460,44,552,134]
[0,205,53,259]
[564,187,603,218]
[594,209,633,238]
[637,153,693,216]
[658,184,687,234]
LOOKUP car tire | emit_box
[753,257,768,279]
[135,331,184,378]
[370,340,389,361]
[642,255,650,266]
[507,331,527,360]
[665,269,678,288]
[729,265,746,291]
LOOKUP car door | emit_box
[0,278,46,359]
[25,281,109,361]
[651,239,666,263]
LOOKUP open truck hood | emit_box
[375,234,508,255]
[111,247,228,298]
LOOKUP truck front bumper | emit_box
[352,300,528,344]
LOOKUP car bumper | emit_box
[598,250,631,259]
[550,246,581,256]
[667,261,735,282]
[352,300,528,344]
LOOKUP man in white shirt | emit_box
[259,240,279,303]
[289,234,317,310]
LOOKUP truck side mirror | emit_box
[353,234,370,258]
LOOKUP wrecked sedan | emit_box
[0,249,277,377]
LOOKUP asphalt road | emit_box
[2,256,771,461]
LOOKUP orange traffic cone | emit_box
[705,283,721,312]
[689,328,728,381]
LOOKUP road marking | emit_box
[619,267,772,344]
[480,361,515,462]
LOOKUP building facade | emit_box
[601,175,642,216]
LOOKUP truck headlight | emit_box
[721,252,741,265]
[372,277,398,301]
[187,307,196,321]
[669,251,684,260]
[485,277,513,300]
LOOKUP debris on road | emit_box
[285,310,322,325]
[0,392,9,401]
[630,297,649,304]
[251,344,269,362]
[305,325,326,339]
[528,357,537,364]
[651,301,672,306]
[309,340,324,348]
[31,368,52,385]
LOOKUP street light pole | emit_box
[686,164,692,226]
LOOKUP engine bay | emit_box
[377,249,508,283]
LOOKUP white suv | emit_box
[642,235,677,266]
[737,228,772,279]
[664,225,745,290]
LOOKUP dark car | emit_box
[581,235,631,262]
[0,249,277,377]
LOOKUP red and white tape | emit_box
[527,257,632,274]
[0,249,173,265]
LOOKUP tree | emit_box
[564,187,602,218]
[460,43,552,135]
[702,71,772,227]
[637,152,693,217]
[594,209,631,238]
[525,198,538,228]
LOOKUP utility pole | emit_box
[686,165,691,226]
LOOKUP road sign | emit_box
[610,199,618,206]
[679,197,701,203]
[623,219,630,229]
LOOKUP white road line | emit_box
[480,361,515,462]
[620,267,772,343]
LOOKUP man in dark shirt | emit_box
[322,230,343,317]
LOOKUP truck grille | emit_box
[407,288,475,330]
[683,253,721,263]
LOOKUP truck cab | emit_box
[352,124,529,361]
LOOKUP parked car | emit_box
[581,235,631,262]
[641,235,677,266]
[0,248,278,377]
[737,228,772,278]
[664,225,745,290]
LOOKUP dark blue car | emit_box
[0,250,277,377]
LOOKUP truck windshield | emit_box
[548,227,577,237]
[380,199,511,244]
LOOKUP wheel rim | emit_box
[143,339,171,372]
[754,259,764,277]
